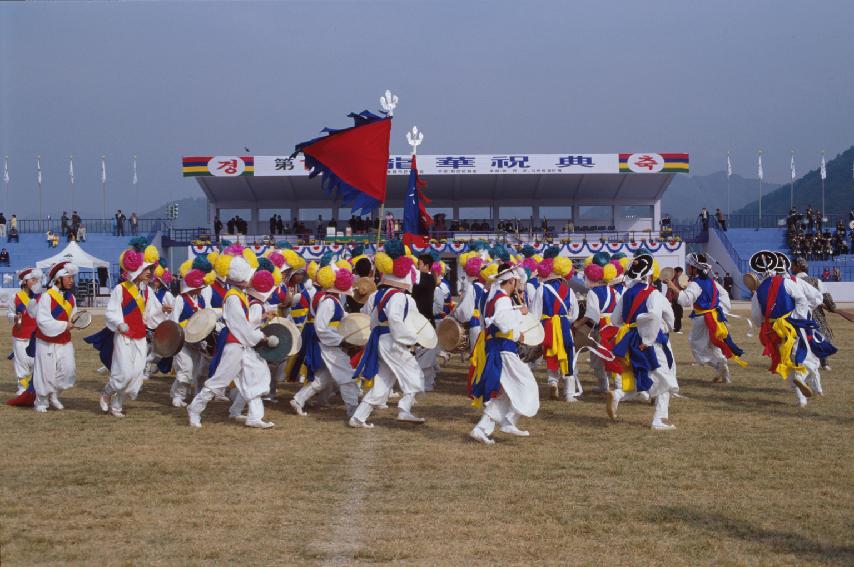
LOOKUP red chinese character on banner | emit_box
[217,159,239,174]
[633,155,659,171]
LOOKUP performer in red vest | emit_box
[7,267,43,395]
[97,240,159,417]
[32,261,79,413]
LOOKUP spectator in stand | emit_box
[821,267,831,282]
[46,230,59,248]
[276,215,284,235]
[71,210,80,228]
[269,214,277,235]
[0,212,6,238]
[214,216,222,242]
[116,209,126,236]
[66,226,76,242]
[130,212,138,235]
[10,214,17,231]
[61,211,69,236]
[832,267,841,282]
[7,226,19,243]
[77,222,87,242]
[698,207,710,231]
[0,247,9,266]
[715,208,727,231]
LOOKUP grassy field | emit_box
[1,312,853,566]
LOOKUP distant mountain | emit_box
[734,146,854,216]
[661,171,783,223]
[141,197,209,228]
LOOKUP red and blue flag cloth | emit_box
[402,155,433,248]
[293,111,391,215]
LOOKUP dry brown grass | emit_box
[1,312,853,566]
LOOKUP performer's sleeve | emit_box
[432,285,445,316]
[360,295,373,316]
[36,292,66,337]
[491,296,521,340]
[677,282,701,308]
[568,289,579,320]
[531,285,545,320]
[386,294,418,346]
[163,292,175,309]
[750,296,764,328]
[800,280,823,310]
[314,298,343,347]
[200,286,212,306]
[611,296,625,327]
[454,286,473,322]
[170,295,185,323]
[249,303,264,326]
[105,285,125,332]
[584,290,601,323]
[142,289,158,328]
[786,278,810,313]
[716,282,732,312]
[525,282,536,308]
[6,297,16,324]
[224,295,265,346]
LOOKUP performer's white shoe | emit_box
[469,427,495,445]
[229,414,247,421]
[110,410,125,418]
[651,420,676,431]
[348,416,374,429]
[187,408,202,428]
[607,389,622,421]
[397,411,426,423]
[290,399,308,416]
[245,420,275,429]
[34,406,48,413]
[99,392,111,413]
[172,397,187,408]
[48,393,64,410]
[500,425,530,437]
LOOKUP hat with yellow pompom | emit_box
[120,237,159,282]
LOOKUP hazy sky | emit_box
[2,0,852,217]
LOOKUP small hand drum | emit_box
[405,311,438,349]
[152,320,185,358]
[437,317,465,352]
[519,312,545,346]
[256,323,293,364]
[339,313,371,347]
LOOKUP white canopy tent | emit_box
[36,241,110,270]
[37,241,113,299]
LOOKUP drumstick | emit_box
[830,309,854,323]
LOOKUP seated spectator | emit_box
[563,220,575,233]
[46,230,55,247]
[821,267,831,282]
[7,227,19,243]
[832,267,841,282]
[0,247,9,266]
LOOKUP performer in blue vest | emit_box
[350,240,426,428]
[469,263,540,445]
[669,253,747,384]
[290,264,360,419]
[607,254,679,430]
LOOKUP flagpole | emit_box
[726,150,731,217]
[821,150,826,217]
[758,150,763,228]
[376,89,398,248]
[790,150,794,210]
[101,155,107,221]
[37,155,43,220]
[69,155,75,211]
[133,155,138,213]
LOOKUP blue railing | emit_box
[3,218,169,235]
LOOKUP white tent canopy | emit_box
[36,241,110,270]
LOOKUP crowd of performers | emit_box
[5,236,840,444]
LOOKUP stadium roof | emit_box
[183,153,688,210]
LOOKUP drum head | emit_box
[72,311,92,329]
[743,273,759,291]
[519,312,545,346]
[339,313,371,347]
[676,273,690,288]
[659,267,675,282]
[269,317,302,356]
[256,323,293,363]
[184,309,218,343]
[437,317,463,352]
[153,320,185,358]
[406,311,438,349]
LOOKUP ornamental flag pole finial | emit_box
[379,89,398,117]
[406,126,424,155]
